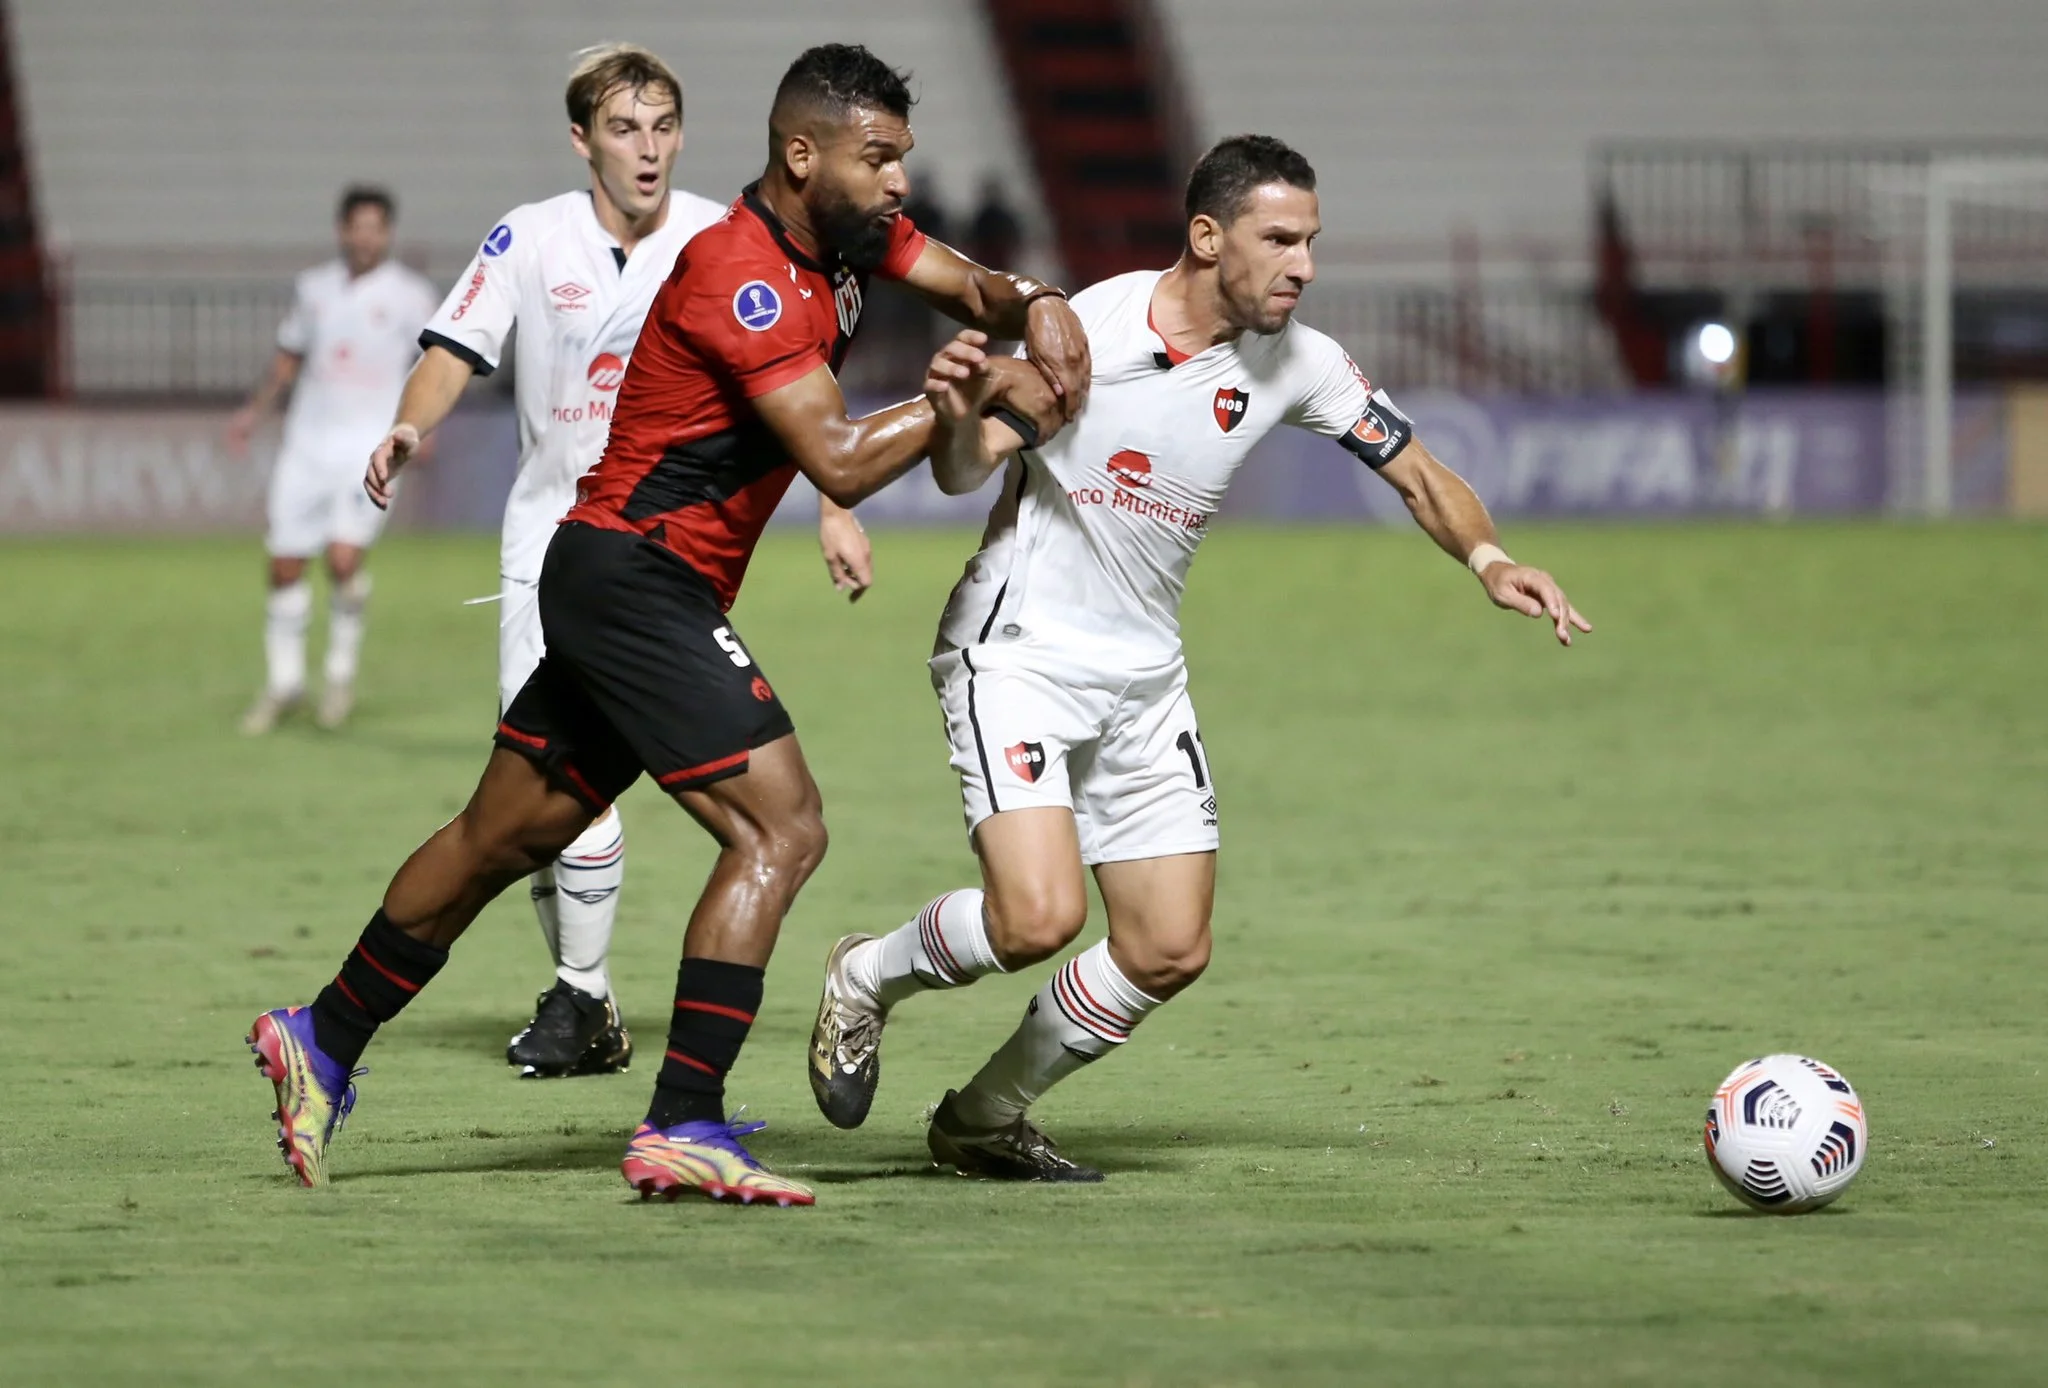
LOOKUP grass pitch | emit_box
[2,522,2045,1386]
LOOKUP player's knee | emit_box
[984,887,1087,966]
[730,803,829,885]
[780,806,829,879]
[1120,930,1212,999]
[453,799,583,880]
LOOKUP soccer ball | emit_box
[1703,1055,1868,1213]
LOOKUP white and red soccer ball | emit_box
[1704,1055,1868,1213]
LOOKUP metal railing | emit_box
[48,254,1623,401]
[1593,139,2048,287]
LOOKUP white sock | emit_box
[846,889,1002,1009]
[264,580,312,698]
[550,808,623,999]
[951,940,1162,1130]
[323,571,371,689]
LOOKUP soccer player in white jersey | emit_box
[809,135,1592,1179]
[362,44,872,1078]
[230,187,439,735]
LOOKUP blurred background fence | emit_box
[3,0,2047,530]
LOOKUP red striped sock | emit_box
[310,910,449,1068]
[856,889,1000,1009]
[647,957,764,1128]
[953,941,1162,1129]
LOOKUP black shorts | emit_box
[494,521,795,811]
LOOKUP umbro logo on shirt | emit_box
[551,281,592,311]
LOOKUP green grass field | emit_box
[2,523,2045,1386]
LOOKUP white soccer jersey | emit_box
[939,269,1414,669]
[276,259,439,468]
[420,188,726,582]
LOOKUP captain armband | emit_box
[1334,388,1415,469]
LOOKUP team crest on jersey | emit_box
[481,224,514,258]
[734,280,783,331]
[586,353,626,392]
[1004,741,1047,784]
[1107,449,1153,490]
[1213,387,1250,433]
[832,271,864,337]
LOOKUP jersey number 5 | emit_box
[713,626,752,668]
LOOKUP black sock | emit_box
[645,957,764,1129]
[309,910,449,1069]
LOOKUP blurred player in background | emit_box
[809,135,1592,1181]
[355,44,874,1082]
[247,44,1088,1202]
[229,187,438,734]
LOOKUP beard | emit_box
[813,183,898,271]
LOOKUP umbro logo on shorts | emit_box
[1005,741,1046,783]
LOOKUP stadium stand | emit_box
[11,0,1035,255]
[1160,0,2048,257]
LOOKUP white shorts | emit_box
[498,575,544,713]
[265,448,391,557]
[931,643,1219,866]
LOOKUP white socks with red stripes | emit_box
[529,807,625,999]
[846,889,1003,1010]
[950,940,1162,1131]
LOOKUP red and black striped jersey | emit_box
[565,183,926,609]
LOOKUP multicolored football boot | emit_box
[619,1116,815,1207]
[246,1006,361,1188]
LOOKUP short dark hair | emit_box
[772,43,915,128]
[1184,135,1316,228]
[337,185,394,224]
[565,42,682,130]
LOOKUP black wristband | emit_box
[986,405,1041,449]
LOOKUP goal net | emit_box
[1872,159,2048,516]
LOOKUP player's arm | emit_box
[895,238,1091,420]
[816,495,873,602]
[225,349,303,455]
[1377,441,1592,647]
[363,345,475,510]
[925,335,1059,497]
[759,336,1065,508]
[754,366,937,509]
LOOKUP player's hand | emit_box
[983,357,1065,446]
[818,500,873,603]
[224,405,258,459]
[1023,296,1090,421]
[1479,561,1593,647]
[364,423,421,511]
[925,330,992,423]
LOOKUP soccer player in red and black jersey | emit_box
[247,44,1087,1205]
